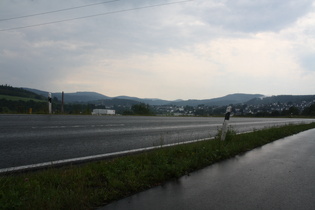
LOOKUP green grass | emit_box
[1,122,315,210]
[0,94,45,102]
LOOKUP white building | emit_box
[91,109,115,115]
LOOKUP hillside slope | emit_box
[247,95,315,105]
[172,94,264,106]
[23,88,111,103]
[1,85,45,100]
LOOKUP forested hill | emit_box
[247,95,315,105]
[0,85,48,114]
[0,85,44,100]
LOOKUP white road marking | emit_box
[31,124,125,129]
[0,136,215,174]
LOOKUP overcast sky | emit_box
[1,0,315,100]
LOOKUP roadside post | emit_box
[48,92,52,114]
[221,106,232,141]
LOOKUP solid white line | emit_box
[0,136,215,174]
[5,123,304,174]
[2,120,314,174]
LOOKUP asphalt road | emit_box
[101,128,315,210]
[0,114,314,170]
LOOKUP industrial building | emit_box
[91,109,115,115]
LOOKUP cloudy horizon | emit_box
[1,0,315,100]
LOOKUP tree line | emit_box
[0,97,155,115]
[1,96,315,117]
[1,84,315,116]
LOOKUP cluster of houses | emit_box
[236,100,315,116]
[92,99,315,116]
[152,100,315,116]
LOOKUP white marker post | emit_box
[221,106,232,141]
[48,93,52,114]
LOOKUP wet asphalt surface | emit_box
[0,114,314,169]
[101,129,315,210]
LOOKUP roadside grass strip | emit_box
[1,122,315,210]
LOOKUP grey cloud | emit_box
[1,0,315,98]
[1,0,201,57]
[192,0,314,33]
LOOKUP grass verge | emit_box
[1,122,315,210]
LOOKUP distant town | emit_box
[155,100,315,117]
[98,99,315,117]
[1,85,315,117]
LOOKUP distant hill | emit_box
[22,88,264,106]
[115,96,173,106]
[21,87,314,107]
[1,85,45,100]
[246,95,315,105]
[101,94,264,106]
[22,88,179,105]
[0,85,47,113]
[21,88,48,97]
[171,93,264,106]
[23,88,110,103]
[93,98,140,107]
[53,92,111,103]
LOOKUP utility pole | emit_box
[48,92,52,114]
[221,106,232,141]
[61,91,64,113]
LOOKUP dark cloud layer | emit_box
[193,0,313,32]
[1,0,315,99]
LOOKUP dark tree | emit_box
[131,103,154,115]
